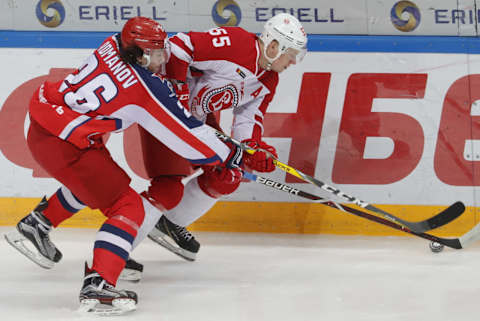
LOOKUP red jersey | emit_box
[29,34,230,165]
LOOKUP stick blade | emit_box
[423,201,465,231]
[431,236,463,249]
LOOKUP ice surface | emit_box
[0,226,478,321]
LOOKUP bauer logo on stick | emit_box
[257,176,300,195]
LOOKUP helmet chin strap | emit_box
[262,41,282,71]
[140,48,169,72]
[140,52,151,69]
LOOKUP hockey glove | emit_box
[198,142,243,197]
[242,139,277,173]
[198,165,242,197]
[172,80,190,110]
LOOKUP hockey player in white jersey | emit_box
[138,13,307,261]
[5,16,242,315]
[7,13,307,284]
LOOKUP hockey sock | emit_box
[93,217,134,285]
[44,186,86,227]
[93,188,143,285]
[164,177,218,227]
[132,195,163,249]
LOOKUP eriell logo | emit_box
[211,0,242,27]
[390,1,421,32]
[36,0,66,28]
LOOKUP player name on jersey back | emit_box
[97,38,138,89]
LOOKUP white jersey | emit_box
[166,27,279,142]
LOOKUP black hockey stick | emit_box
[242,171,477,249]
[216,131,465,234]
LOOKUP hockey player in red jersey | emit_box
[5,16,242,315]
[137,13,308,261]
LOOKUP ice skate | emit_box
[78,262,137,316]
[118,257,143,282]
[148,215,200,261]
[4,197,62,269]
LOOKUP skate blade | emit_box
[78,298,136,316]
[4,229,54,269]
[148,229,196,261]
[118,268,142,283]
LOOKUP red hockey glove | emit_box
[198,143,243,197]
[172,81,190,110]
[242,139,277,173]
[198,165,242,198]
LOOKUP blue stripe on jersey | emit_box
[56,188,79,213]
[63,117,92,140]
[94,240,129,261]
[99,223,135,244]
[96,116,123,131]
[72,192,85,206]
[115,118,122,130]
[189,154,223,165]
[132,64,204,129]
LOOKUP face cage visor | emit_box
[284,46,307,64]
[140,39,171,71]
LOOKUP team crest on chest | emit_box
[196,84,239,113]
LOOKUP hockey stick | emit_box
[216,131,464,233]
[241,170,477,249]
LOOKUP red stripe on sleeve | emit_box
[170,35,194,58]
[251,71,279,141]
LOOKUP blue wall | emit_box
[1,30,480,53]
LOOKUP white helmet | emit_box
[259,13,307,69]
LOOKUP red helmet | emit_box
[121,16,167,50]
